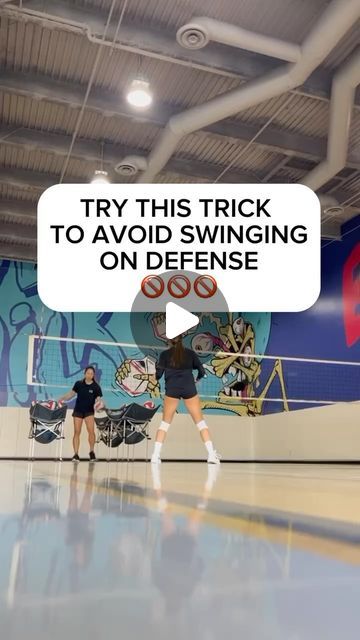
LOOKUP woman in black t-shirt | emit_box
[59,366,103,462]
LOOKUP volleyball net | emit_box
[26,335,360,413]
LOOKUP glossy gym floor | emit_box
[1,460,360,640]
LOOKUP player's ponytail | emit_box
[170,336,185,367]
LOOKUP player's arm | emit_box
[193,352,206,382]
[58,380,80,403]
[95,383,103,403]
[94,383,104,409]
[155,351,166,380]
[58,389,76,403]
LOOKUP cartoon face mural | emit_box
[191,313,288,416]
[115,311,280,416]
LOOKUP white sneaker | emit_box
[207,450,221,465]
[151,453,162,464]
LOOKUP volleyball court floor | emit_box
[1,459,360,639]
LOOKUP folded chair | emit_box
[29,401,67,460]
[95,403,159,461]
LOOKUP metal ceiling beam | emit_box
[0,124,130,164]
[0,240,36,262]
[0,125,263,184]
[0,167,78,189]
[0,218,37,239]
[0,162,354,213]
[4,0,360,108]
[2,71,360,170]
[0,198,36,219]
[0,200,35,219]
[0,157,260,187]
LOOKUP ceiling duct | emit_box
[303,47,360,191]
[137,0,360,183]
[177,17,301,62]
[115,156,148,177]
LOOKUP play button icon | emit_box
[165,302,199,339]
[130,269,228,358]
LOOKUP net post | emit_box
[27,335,36,385]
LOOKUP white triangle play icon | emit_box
[165,302,199,339]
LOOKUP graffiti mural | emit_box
[115,312,275,416]
[0,260,273,414]
[343,242,360,348]
[195,313,288,416]
[0,215,359,413]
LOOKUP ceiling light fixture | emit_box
[126,78,153,109]
[91,169,110,184]
[91,141,110,183]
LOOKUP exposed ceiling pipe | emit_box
[302,47,360,191]
[177,17,301,62]
[318,194,342,210]
[138,0,360,183]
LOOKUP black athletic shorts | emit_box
[72,410,94,419]
[165,385,197,400]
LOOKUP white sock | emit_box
[205,440,214,454]
[153,441,163,457]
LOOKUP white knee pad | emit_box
[159,420,170,433]
[196,420,207,432]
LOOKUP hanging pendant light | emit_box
[91,141,110,183]
[126,55,153,109]
[91,169,110,184]
[126,78,153,109]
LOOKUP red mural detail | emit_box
[343,243,360,347]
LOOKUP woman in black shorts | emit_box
[150,336,220,465]
[59,366,103,462]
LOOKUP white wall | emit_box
[0,403,359,460]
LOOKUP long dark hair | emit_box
[83,366,96,382]
[170,336,185,367]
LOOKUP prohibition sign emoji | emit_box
[167,274,191,299]
[194,275,218,298]
[141,275,165,299]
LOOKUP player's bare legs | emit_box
[72,417,82,459]
[184,396,220,463]
[151,396,179,463]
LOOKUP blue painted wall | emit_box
[0,216,359,415]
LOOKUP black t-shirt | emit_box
[72,380,102,414]
[156,347,206,388]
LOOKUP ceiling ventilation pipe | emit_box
[177,17,301,62]
[137,0,360,183]
[303,47,360,191]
